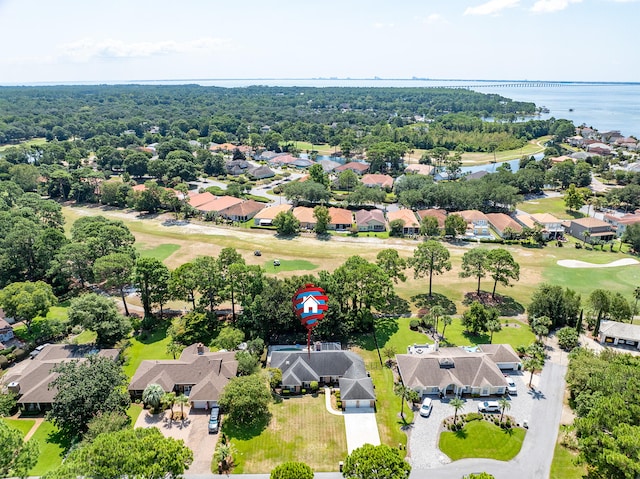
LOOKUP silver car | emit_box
[477,400,501,412]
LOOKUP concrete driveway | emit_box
[343,408,380,453]
[408,372,534,469]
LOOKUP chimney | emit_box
[196,343,205,355]
[8,381,20,394]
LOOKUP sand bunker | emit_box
[557,258,639,268]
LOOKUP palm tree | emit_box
[175,394,189,421]
[523,356,544,388]
[441,316,453,339]
[582,230,591,246]
[166,341,184,360]
[142,383,164,413]
[214,442,237,476]
[394,383,419,421]
[498,396,511,423]
[487,319,502,344]
[450,397,465,424]
[382,346,397,366]
[161,392,176,420]
[634,286,640,317]
[430,305,445,336]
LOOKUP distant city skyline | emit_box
[0,0,638,84]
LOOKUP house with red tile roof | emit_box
[387,209,420,235]
[405,164,434,176]
[292,206,316,230]
[417,209,447,228]
[486,213,523,239]
[603,213,640,237]
[361,174,394,190]
[188,193,243,213]
[253,204,292,226]
[328,207,353,231]
[355,209,386,232]
[334,162,370,175]
[459,210,491,236]
[530,213,564,239]
[220,200,266,222]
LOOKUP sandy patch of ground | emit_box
[557,258,639,268]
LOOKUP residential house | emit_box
[567,217,616,243]
[268,154,299,167]
[269,350,375,409]
[254,151,282,162]
[253,204,292,226]
[396,344,519,398]
[417,209,447,229]
[387,209,420,235]
[464,171,490,181]
[405,164,434,176]
[603,213,640,237]
[291,158,315,168]
[328,207,353,231]
[530,213,564,239]
[567,135,585,147]
[247,165,275,179]
[189,193,243,214]
[515,214,537,230]
[459,210,491,237]
[587,143,613,156]
[361,174,394,190]
[219,200,265,222]
[486,213,523,239]
[599,321,640,350]
[550,155,576,164]
[317,159,341,172]
[334,162,370,175]
[355,209,386,232]
[2,344,120,411]
[0,315,14,343]
[293,206,316,230]
[225,159,251,176]
[129,343,238,409]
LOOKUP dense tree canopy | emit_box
[0,421,39,478]
[343,443,411,479]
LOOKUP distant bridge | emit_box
[446,82,570,89]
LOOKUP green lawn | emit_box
[72,329,97,344]
[137,243,181,262]
[126,403,144,425]
[550,442,586,479]
[460,136,550,166]
[440,318,535,350]
[439,420,526,461]
[225,393,346,473]
[0,138,47,152]
[29,421,68,475]
[263,259,319,273]
[517,196,585,220]
[1,418,36,437]
[122,325,173,378]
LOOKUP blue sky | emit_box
[0,0,638,84]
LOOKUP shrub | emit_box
[13,348,28,360]
[409,319,420,330]
[270,461,314,479]
[310,381,319,392]
[0,355,9,369]
[465,412,483,422]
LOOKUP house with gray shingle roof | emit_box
[128,343,238,409]
[2,344,120,411]
[599,320,640,350]
[270,350,375,409]
[396,344,518,398]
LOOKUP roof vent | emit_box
[439,358,455,368]
[7,381,20,394]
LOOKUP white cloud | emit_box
[424,13,444,24]
[530,0,582,13]
[58,37,230,62]
[464,0,520,15]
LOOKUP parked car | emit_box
[254,250,262,256]
[419,397,433,417]
[477,400,501,413]
[505,377,517,395]
[208,406,220,434]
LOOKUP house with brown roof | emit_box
[396,344,520,398]
[486,213,523,239]
[361,174,394,190]
[219,200,266,222]
[253,204,292,226]
[328,207,353,231]
[292,206,316,230]
[387,209,420,235]
[567,217,615,243]
[603,213,640,237]
[2,344,120,411]
[334,162,370,175]
[188,193,243,214]
[355,209,386,232]
[248,165,275,179]
[417,209,447,229]
[129,343,238,409]
[530,213,564,239]
[268,154,299,166]
[459,210,491,237]
[405,164,434,176]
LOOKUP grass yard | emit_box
[137,243,181,262]
[126,403,144,425]
[263,259,319,273]
[517,196,585,220]
[1,418,36,437]
[460,137,550,166]
[0,138,47,153]
[439,420,526,461]
[550,441,586,479]
[441,318,535,350]
[225,394,347,473]
[29,420,68,475]
[72,329,97,344]
[122,325,172,378]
